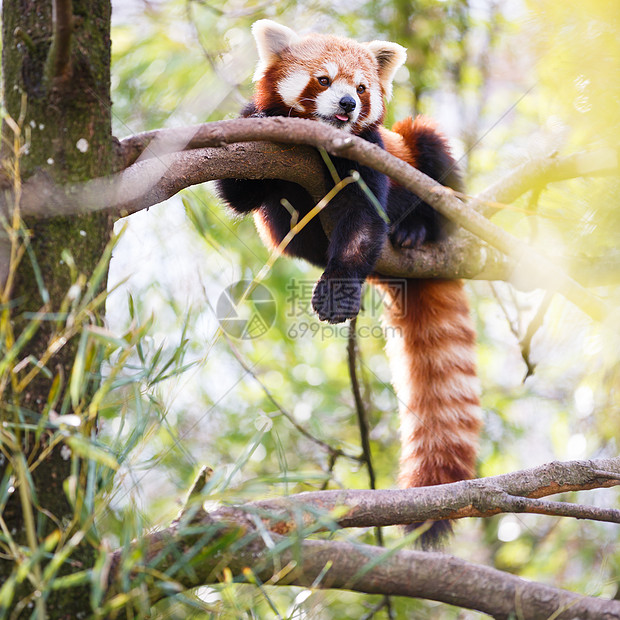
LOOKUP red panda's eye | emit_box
[317,76,330,87]
[357,84,366,94]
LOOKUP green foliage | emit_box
[2,0,619,617]
[103,0,620,617]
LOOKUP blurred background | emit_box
[103,1,620,617]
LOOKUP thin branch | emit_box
[521,290,554,380]
[347,318,377,488]
[238,457,620,533]
[346,317,390,607]
[489,283,554,380]
[590,469,620,480]
[496,492,620,523]
[222,328,362,463]
[477,147,620,216]
[198,266,362,464]
[184,0,246,107]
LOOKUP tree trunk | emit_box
[0,1,115,615]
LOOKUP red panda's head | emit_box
[251,20,406,133]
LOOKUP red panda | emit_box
[216,20,481,546]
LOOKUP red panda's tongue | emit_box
[335,114,349,122]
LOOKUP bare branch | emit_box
[493,493,620,523]
[239,457,620,533]
[106,458,620,619]
[347,318,377,488]
[477,147,620,216]
[347,318,389,554]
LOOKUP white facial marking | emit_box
[324,62,338,81]
[360,85,383,127]
[314,81,361,131]
[354,69,364,86]
[314,90,338,118]
[277,71,311,111]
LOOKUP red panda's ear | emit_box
[365,41,407,100]
[252,20,300,81]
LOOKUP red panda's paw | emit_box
[311,272,362,324]
[389,220,429,249]
[389,206,445,249]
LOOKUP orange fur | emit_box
[378,127,411,164]
[380,278,481,492]
[254,35,389,131]
[391,115,446,162]
[237,22,482,545]
[379,120,481,502]
[377,118,481,543]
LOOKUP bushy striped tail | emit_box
[381,278,482,547]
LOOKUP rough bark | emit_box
[241,457,620,532]
[0,0,116,616]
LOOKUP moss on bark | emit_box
[1,1,118,616]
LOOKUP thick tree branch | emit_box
[3,119,616,314]
[117,118,615,320]
[106,458,620,618]
[0,139,505,283]
[110,528,620,620]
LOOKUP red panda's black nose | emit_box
[339,95,356,113]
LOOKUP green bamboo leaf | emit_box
[0,312,43,376]
[69,328,89,408]
[82,231,121,307]
[223,426,269,490]
[60,248,78,283]
[90,546,110,610]
[24,240,50,304]
[0,572,18,610]
[46,372,62,410]
[50,569,90,591]
[65,435,119,471]
[351,170,390,223]
[84,324,128,350]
